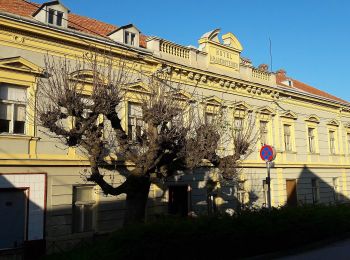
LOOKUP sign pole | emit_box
[266,161,271,210]
[260,145,276,210]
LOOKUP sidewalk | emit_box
[280,238,350,260]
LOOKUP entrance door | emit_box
[168,186,188,216]
[286,179,297,206]
[0,189,27,249]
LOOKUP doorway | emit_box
[168,186,188,216]
[0,188,28,249]
[286,179,297,206]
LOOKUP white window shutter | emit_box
[15,105,26,121]
[0,103,11,120]
[0,85,27,102]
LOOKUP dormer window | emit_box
[56,11,63,26]
[48,8,64,26]
[107,24,141,47]
[32,1,69,28]
[125,31,136,45]
[48,9,54,24]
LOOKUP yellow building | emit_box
[1,0,350,256]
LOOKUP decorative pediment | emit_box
[125,81,150,93]
[199,29,221,43]
[327,119,339,127]
[280,111,298,120]
[256,106,276,115]
[222,32,243,52]
[172,90,192,100]
[305,114,320,124]
[70,70,95,82]
[204,96,223,106]
[234,101,253,112]
[0,57,43,75]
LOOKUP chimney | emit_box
[276,69,286,77]
[258,64,269,72]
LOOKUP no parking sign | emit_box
[259,145,276,209]
[260,145,276,162]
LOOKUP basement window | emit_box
[73,185,95,233]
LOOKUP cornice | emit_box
[0,11,349,113]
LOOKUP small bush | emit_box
[46,204,350,260]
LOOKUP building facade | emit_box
[1,0,350,255]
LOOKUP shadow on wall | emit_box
[161,166,260,217]
[7,164,346,257]
[286,165,349,207]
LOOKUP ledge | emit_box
[0,134,40,140]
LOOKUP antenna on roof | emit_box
[269,37,273,72]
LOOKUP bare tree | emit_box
[35,50,258,225]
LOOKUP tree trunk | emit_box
[123,175,151,226]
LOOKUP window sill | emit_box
[0,134,39,140]
[283,151,297,154]
[308,152,320,155]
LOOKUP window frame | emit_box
[332,177,340,202]
[311,178,320,204]
[127,102,144,142]
[259,120,268,146]
[124,31,136,46]
[48,8,55,24]
[307,127,316,153]
[72,185,96,233]
[0,85,27,135]
[56,11,63,26]
[346,132,350,156]
[47,8,64,26]
[283,124,292,152]
[329,129,337,155]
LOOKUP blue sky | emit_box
[37,0,350,101]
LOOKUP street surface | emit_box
[280,238,350,260]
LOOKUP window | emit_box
[234,117,243,132]
[73,186,95,233]
[308,128,315,153]
[329,130,336,154]
[283,124,291,151]
[262,180,268,207]
[128,102,143,141]
[311,178,319,204]
[236,181,246,207]
[260,121,268,146]
[125,31,136,46]
[0,85,27,134]
[333,177,340,202]
[48,8,55,24]
[205,112,215,124]
[347,133,350,155]
[47,8,64,26]
[56,11,63,26]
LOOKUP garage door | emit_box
[0,189,27,249]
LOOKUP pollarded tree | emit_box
[35,50,257,225]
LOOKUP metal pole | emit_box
[266,161,271,209]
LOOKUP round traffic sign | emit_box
[260,145,276,162]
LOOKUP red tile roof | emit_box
[276,69,348,104]
[0,0,147,48]
[0,1,346,104]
